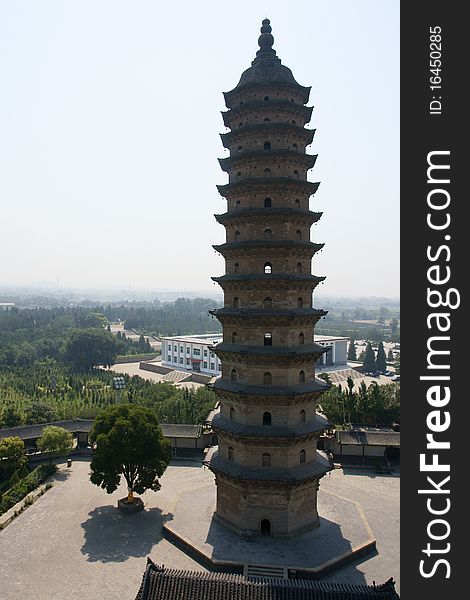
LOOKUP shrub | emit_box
[0,463,56,516]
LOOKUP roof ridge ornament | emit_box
[252,18,280,65]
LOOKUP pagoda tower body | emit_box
[206,19,332,538]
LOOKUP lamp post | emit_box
[112,376,125,403]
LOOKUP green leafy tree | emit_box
[394,354,400,375]
[0,436,27,479]
[26,401,59,425]
[376,341,387,372]
[64,328,118,370]
[89,404,171,503]
[37,425,73,459]
[1,404,23,427]
[347,339,357,361]
[362,342,377,373]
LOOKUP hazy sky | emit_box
[0,1,399,298]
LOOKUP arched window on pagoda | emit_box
[297,297,304,308]
[264,332,272,346]
[234,231,240,241]
[300,449,306,464]
[231,369,237,382]
[264,117,270,122]
[231,332,238,344]
[263,372,272,385]
[236,171,242,181]
[229,407,235,420]
[292,120,296,124]
[264,228,272,240]
[263,412,272,426]
[264,168,271,177]
[300,409,306,423]
[296,262,303,273]
[233,297,239,308]
[235,200,240,209]
[298,333,305,345]
[296,229,302,240]
[262,453,271,467]
[228,447,234,460]
[294,169,299,178]
[293,143,298,151]
[264,297,272,309]
[299,370,305,383]
[264,141,271,150]
[264,96,269,101]
[234,262,239,274]
[264,262,272,274]
[264,197,272,207]
[295,199,300,207]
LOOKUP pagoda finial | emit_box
[252,18,279,64]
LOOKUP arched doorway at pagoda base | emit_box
[260,519,272,536]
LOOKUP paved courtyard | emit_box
[0,459,399,599]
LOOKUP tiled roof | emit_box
[136,560,400,600]
[0,419,94,441]
[337,431,400,448]
[0,420,202,442]
[205,448,332,483]
[161,424,202,439]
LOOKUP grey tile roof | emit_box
[204,448,332,483]
[0,419,94,441]
[161,424,202,439]
[136,561,400,599]
[212,413,330,438]
[337,430,400,448]
[0,420,202,442]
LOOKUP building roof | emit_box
[337,430,400,447]
[0,419,94,442]
[136,561,400,599]
[0,420,202,442]
[163,334,222,345]
[161,424,202,439]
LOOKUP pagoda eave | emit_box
[214,208,323,226]
[217,178,320,198]
[213,378,330,396]
[221,102,314,128]
[218,151,317,172]
[220,124,315,147]
[205,448,332,484]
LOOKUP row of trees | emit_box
[0,362,217,429]
[319,379,400,428]
[347,340,399,373]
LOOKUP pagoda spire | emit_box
[252,18,280,65]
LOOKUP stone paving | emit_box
[0,458,399,599]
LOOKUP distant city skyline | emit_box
[0,1,399,297]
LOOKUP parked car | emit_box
[391,374,400,382]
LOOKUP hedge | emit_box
[0,463,56,516]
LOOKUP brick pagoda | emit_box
[206,19,332,537]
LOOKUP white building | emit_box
[161,334,223,376]
[315,335,349,368]
[161,333,349,376]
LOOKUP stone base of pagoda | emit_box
[214,475,320,538]
[162,466,376,576]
